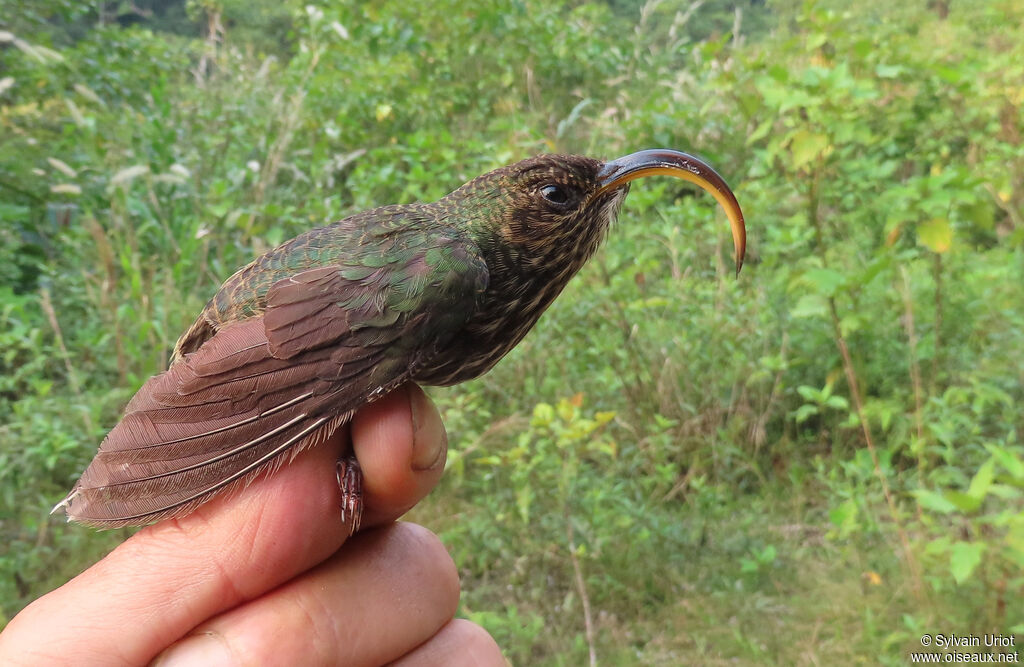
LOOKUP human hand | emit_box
[0,384,504,666]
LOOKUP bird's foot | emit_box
[336,456,364,534]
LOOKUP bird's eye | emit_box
[539,184,570,206]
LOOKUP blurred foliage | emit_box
[1,0,1023,662]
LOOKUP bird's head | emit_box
[439,149,746,278]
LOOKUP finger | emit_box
[0,385,437,665]
[0,435,348,665]
[153,523,459,667]
[353,384,448,527]
[389,619,507,667]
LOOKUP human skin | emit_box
[0,384,505,666]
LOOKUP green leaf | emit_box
[789,129,830,169]
[966,459,995,501]
[806,33,827,50]
[986,445,1024,480]
[796,385,821,402]
[912,489,957,514]
[556,398,576,422]
[824,395,849,411]
[530,403,554,427]
[828,499,858,528]
[949,542,985,585]
[943,490,981,514]
[746,119,773,145]
[839,314,862,336]
[917,217,953,253]
[1007,523,1024,568]
[206,201,231,218]
[852,254,891,287]
[803,268,846,297]
[874,64,902,79]
[960,200,994,230]
[791,294,829,319]
[515,484,534,523]
[986,484,1023,500]
[794,404,818,424]
[924,535,952,556]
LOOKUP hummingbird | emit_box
[53,149,746,530]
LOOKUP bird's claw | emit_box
[336,457,364,534]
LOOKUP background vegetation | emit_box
[2,0,1022,663]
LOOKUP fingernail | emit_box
[409,384,447,471]
[152,632,233,667]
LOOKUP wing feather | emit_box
[58,228,488,527]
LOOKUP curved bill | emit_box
[597,149,746,274]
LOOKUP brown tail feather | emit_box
[63,414,333,528]
[55,319,407,528]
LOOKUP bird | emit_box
[53,149,746,530]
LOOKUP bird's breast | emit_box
[410,266,571,387]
